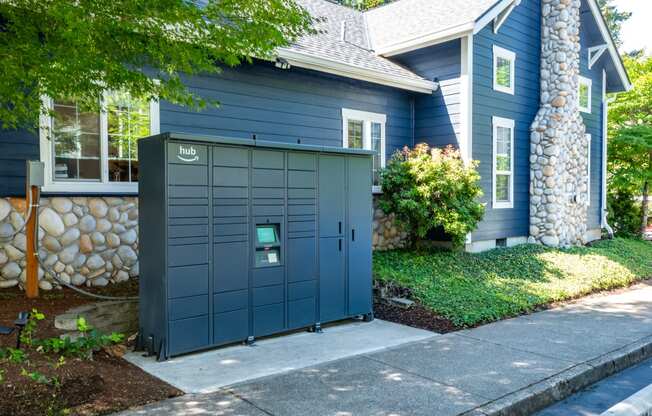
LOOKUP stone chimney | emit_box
[529,0,588,247]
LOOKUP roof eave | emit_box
[277,49,435,94]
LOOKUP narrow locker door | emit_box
[347,156,373,316]
[318,154,346,322]
[318,155,345,237]
[319,236,346,322]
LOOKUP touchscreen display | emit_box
[257,226,278,244]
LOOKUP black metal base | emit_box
[308,322,323,333]
[246,336,256,346]
[362,312,374,322]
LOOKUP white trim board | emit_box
[459,35,474,164]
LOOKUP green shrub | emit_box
[608,189,643,236]
[378,144,485,248]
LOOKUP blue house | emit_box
[0,0,630,288]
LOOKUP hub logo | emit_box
[177,145,199,162]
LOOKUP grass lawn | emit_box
[373,238,652,328]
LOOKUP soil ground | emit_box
[0,281,182,416]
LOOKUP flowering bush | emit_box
[378,144,485,248]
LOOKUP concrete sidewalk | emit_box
[117,283,652,416]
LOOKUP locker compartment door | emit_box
[318,155,345,238]
[347,156,373,316]
[319,236,346,322]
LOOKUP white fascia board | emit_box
[277,49,435,94]
[474,0,520,35]
[375,23,474,57]
[586,0,632,91]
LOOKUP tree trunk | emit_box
[642,180,649,237]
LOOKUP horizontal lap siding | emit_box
[393,40,462,148]
[579,16,605,230]
[472,0,541,241]
[160,62,414,160]
[0,128,39,196]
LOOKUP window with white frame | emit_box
[40,92,159,193]
[492,116,514,209]
[578,76,592,113]
[586,134,591,205]
[342,108,386,192]
[493,45,516,95]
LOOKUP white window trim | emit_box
[493,45,516,95]
[492,116,515,209]
[341,108,386,193]
[39,94,160,194]
[578,76,592,113]
[586,133,591,206]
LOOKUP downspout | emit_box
[601,69,614,238]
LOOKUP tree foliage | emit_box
[0,0,313,129]
[378,144,485,249]
[597,0,632,48]
[338,0,385,10]
[607,54,652,235]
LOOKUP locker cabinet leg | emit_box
[363,312,374,322]
[308,322,322,333]
[156,339,167,362]
[245,336,256,346]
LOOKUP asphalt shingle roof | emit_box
[282,0,430,84]
[364,0,500,52]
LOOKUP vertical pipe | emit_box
[25,186,39,298]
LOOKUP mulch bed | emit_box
[0,281,182,416]
[373,301,458,333]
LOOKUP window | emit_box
[492,116,514,209]
[493,45,516,95]
[578,76,592,113]
[586,134,591,205]
[40,92,159,193]
[342,108,386,193]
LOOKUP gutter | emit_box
[276,49,435,94]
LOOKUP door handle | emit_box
[352,229,355,242]
[338,221,342,234]
[338,238,342,251]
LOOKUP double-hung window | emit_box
[493,45,516,95]
[40,92,159,193]
[492,116,515,209]
[578,76,592,113]
[341,108,386,193]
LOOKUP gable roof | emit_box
[278,0,629,93]
[364,0,501,55]
[277,0,436,93]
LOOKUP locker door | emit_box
[318,155,345,238]
[319,236,346,322]
[347,156,373,316]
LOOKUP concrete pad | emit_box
[367,333,573,400]
[124,319,435,393]
[232,355,483,416]
[601,383,652,416]
[114,391,266,416]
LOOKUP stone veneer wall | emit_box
[529,0,588,247]
[0,196,138,290]
[372,196,408,251]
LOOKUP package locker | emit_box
[138,133,374,359]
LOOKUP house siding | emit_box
[0,128,39,196]
[0,61,415,196]
[393,40,462,148]
[579,4,606,231]
[471,0,541,242]
[161,62,414,158]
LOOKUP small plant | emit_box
[0,347,27,364]
[36,316,125,359]
[379,144,485,248]
[20,308,45,347]
[20,368,60,387]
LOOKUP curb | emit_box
[462,335,652,416]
